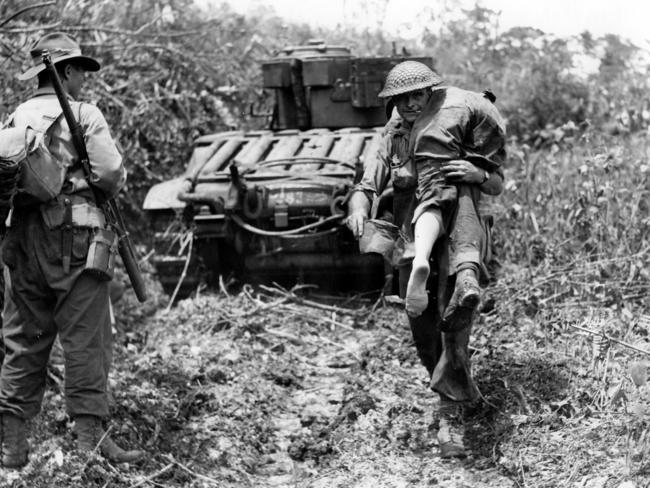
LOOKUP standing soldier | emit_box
[346,61,506,458]
[0,32,144,468]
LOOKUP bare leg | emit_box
[406,209,442,316]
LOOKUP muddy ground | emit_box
[0,266,648,488]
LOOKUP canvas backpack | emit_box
[0,110,67,203]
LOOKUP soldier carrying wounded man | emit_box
[346,60,506,457]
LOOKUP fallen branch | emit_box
[129,463,174,488]
[263,328,304,345]
[218,274,231,298]
[164,454,236,486]
[318,335,362,361]
[287,306,355,331]
[234,296,289,319]
[165,231,194,312]
[569,323,650,356]
[241,283,259,305]
[259,283,361,316]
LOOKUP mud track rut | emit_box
[126,290,516,487]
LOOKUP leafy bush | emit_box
[1,0,648,244]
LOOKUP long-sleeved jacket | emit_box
[12,87,126,201]
[355,86,505,233]
[411,86,506,172]
[0,88,123,421]
[351,87,506,403]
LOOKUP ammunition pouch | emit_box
[40,196,106,230]
[38,196,114,278]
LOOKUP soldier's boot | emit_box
[1,414,29,468]
[437,398,467,459]
[441,266,480,332]
[73,415,145,464]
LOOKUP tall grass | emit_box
[493,131,649,323]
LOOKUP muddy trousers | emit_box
[399,264,479,402]
[0,209,111,420]
[447,184,487,275]
[397,185,489,402]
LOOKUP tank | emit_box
[143,40,433,297]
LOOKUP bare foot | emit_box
[406,259,430,316]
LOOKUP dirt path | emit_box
[2,285,648,487]
[122,291,516,487]
[255,320,511,487]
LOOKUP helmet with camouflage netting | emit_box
[378,60,442,98]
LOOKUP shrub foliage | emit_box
[0,0,648,309]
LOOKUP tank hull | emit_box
[143,42,432,297]
[144,127,388,297]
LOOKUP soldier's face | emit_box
[393,89,430,123]
[65,63,85,99]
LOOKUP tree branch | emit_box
[0,1,57,28]
[0,20,60,32]
[0,20,221,37]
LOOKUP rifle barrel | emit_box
[42,52,148,302]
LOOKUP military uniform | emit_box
[354,85,505,402]
[0,88,125,419]
[0,32,143,468]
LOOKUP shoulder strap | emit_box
[2,113,16,129]
[34,110,65,149]
[68,100,84,121]
[37,110,64,133]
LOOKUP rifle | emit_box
[42,52,148,302]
